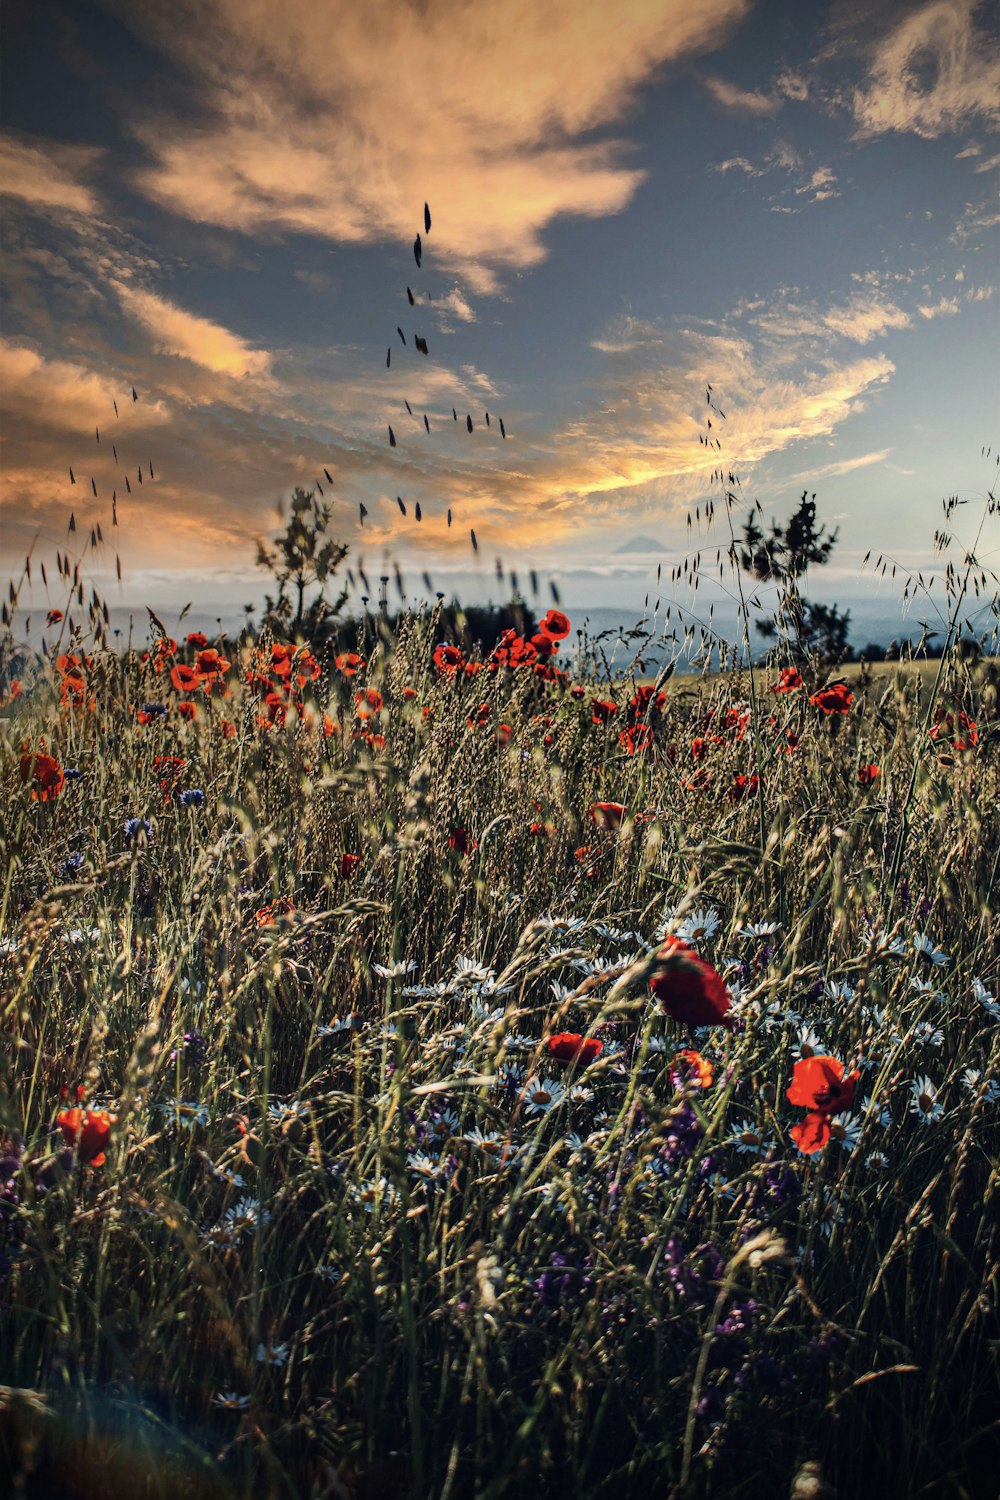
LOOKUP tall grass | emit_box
[1,528,999,1499]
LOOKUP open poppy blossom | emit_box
[728,773,759,803]
[335,652,363,676]
[340,852,361,880]
[185,631,209,649]
[573,845,604,881]
[770,667,803,693]
[787,1055,859,1114]
[670,1049,714,1090]
[929,709,978,752]
[20,751,65,801]
[196,648,230,679]
[56,1105,116,1166]
[810,683,853,714]
[539,608,571,640]
[591,699,617,723]
[354,688,383,719]
[649,937,733,1029]
[255,897,296,927]
[433,644,465,675]
[46,608,64,626]
[178,700,197,721]
[170,663,202,693]
[547,1032,603,1066]
[858,763,881,787]
[589,801,626,830]
[448,827,476,855]
[620,724,654,756]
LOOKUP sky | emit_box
[1,0,998,640]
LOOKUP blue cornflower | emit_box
[61,852,85,877]
[140,702,168,719]
[179,788,204,808]
[63,767,83,782]
[124,817,153,843]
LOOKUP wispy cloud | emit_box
[112,282,273,378]
[0,134,102,217]
[109,0,749,292]
[851,0,1000,139]
[703,75,779,115]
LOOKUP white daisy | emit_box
[463,1127,505,1157]
[909,1021,944,1048]
[520,1076,566,1116]
[913,933,949,967]
[823,979,855,1003]
[909,1075,945,1124]
[728,1119,773,1157]
[315,1264,342,1283]
[796,1025,823,1058]
[828,1112,862,1153]
[213,1392,250,1409]
[675,907,722,942]
[738,921,782,939]
[157,1098,209,1131]
[453,956,495,985]
[255,1341,289,1367]
[372,959,417,979]
[317,1013,364,1037]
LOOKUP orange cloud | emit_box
[111,0,749,289]
[852,0,1000,139]
[112,282,273,378]
[0,134,101,216]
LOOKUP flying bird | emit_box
[359,503,368,524]
[324,468,333,483]
[397,496,406,515]
[499,417,506,439]
[413,233,422,268]
[466,414,473,433]
[407,287,415,306]
[397,327,406,345]
[424,203,431,234]
[423,414,429,432]
[414,335,428,355]
[388,426,396,447]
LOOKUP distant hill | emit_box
[615,534,665,554]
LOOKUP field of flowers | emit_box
[1,600,998,1499]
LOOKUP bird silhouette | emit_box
[424,203,431,234]
[407,287,415,306]
[414,335,428,355]
[388,426,396,447]
[397,496,407,515]
[359,503,368,524]
[413,234,422,268]
[466,414,473,433]
[499,417,506,439]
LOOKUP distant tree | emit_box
[739,491,851,665]
[256,487,349,638]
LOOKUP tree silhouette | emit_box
[739,491,850,663]
[256,487,349,637]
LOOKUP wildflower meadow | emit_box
[1,520,999,1499]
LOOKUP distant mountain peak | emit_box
[615,534,665,554]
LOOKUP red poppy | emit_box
[295,650,321,686]
[403,686,417,700]
[530,633,558,658]
[728,773,759,803]
[219,719,237,739]
[684,768,712,792]
[591,699,617,723]
[178,700,197,721]
[448,827,476,855]
[573,845,604,881]
[355,688,383,718]
[547,1032,603,1066]
[196,648,230,679]
[620,724,654,756]
[322,713,339,737]
[539,609,571,640]
[929,709,978,751]
[810,683,853,715]
[529,820,556,838]
[433,644,465,675]
[46,609,64,626]
[336,652,363,676]
[496,723,514,744]
[1,680,23,706]
[691,737,708,762]
[783,729,799,754]
[185,631,209,648]
[790,1112,831,1154]
[628,685,667,719]
[589,801,626,829]
[340,852,361,880]
[20,752,65,801]
[770,667,803,693]
[255,896,295,927]
[154,755,186,797]
[786,1055,859,1115]
[858,763,880,787]
[670,1049,714,1090]
[56,1106,115,1166]
[170,663,201,693]
[468,702,491,728]
[649,937,733,1029]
